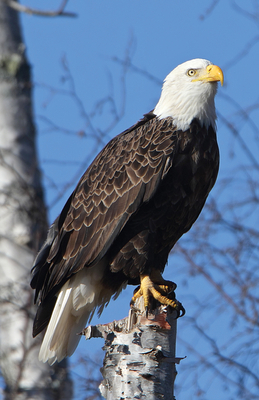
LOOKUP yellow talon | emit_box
[130,272,185,317]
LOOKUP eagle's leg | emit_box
[131,271,185,317]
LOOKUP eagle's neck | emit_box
[153,80,217,132]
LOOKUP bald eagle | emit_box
[31,59,223,365]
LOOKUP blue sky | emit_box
[19,1,259,399]
[21,0,258,212]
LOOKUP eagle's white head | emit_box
[154,58,223,131]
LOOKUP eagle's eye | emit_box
[187,69,196,77]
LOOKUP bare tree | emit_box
[0,2,72,399]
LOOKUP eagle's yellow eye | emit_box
[187,69,196,77]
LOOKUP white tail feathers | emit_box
[39,263,109,365]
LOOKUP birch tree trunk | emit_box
[84,298,184,400]
[0,3,72,399]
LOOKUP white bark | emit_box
[0,3,72,399]
[84,298,184,400]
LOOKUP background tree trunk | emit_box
[0,2,72,399]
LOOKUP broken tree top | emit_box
[81,298,185,400]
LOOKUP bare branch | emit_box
[3,0,77,18]
[232,0,259,25]
[218,110,259,169]
[112,56,162,86]
[199,0,220,20]
[222,34,259,70]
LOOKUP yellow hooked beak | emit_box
[192,64,224,86]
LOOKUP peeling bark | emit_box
[83,298,184,400]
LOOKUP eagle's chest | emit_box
[153,125,219,246]
[173,127,218,197]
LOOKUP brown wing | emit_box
[31,113,178,304]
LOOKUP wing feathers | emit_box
[33,114,178,306]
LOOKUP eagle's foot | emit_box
[130,274,185,318]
